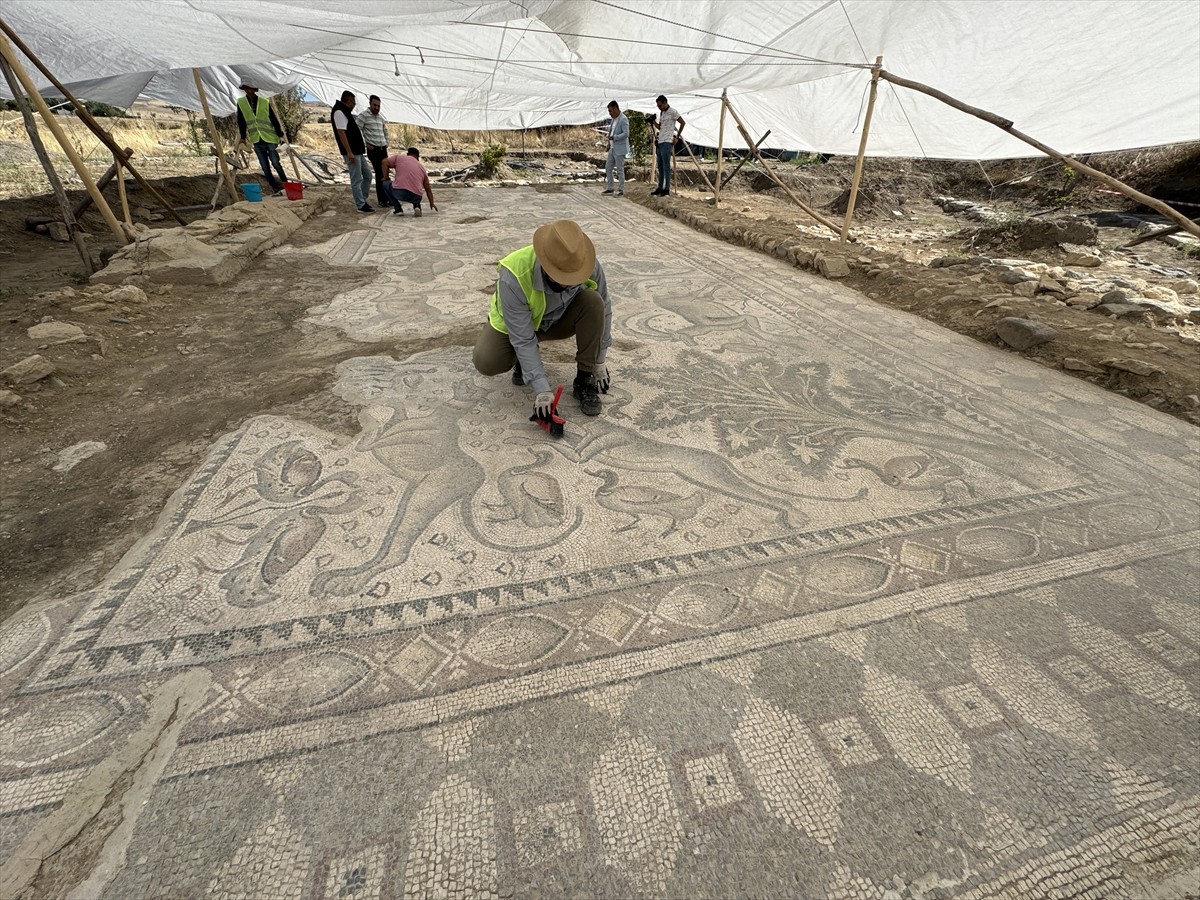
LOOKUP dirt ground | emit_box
[1,148,1198,621]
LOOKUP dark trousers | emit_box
[656,141,673,193]
[253,141,287,191]
[367,145,389,205]
[383,183,423,212]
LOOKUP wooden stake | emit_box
[680,138,718,195]
[192,68,238,204]
[0,33,127,244]
[0,51,93,272]
[841,56,883,242]
[723,97,845,237]
[878,68,1200,238]
[1120,222,1194,248]
[715,90,727,204]
[115,156,131,225]
[720,128,771,190]
[0,19,186,226]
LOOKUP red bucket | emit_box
[282,181,304,201]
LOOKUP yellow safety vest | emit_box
[237,95,279,144]
[488,245,597,333]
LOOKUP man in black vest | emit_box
[331,90,374,213]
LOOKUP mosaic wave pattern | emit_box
[2,187,1197,898]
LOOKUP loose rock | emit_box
[52,440,108,473]
[1100,357,1166,376]
[27,322,87,344]
[2,354,56,384]
[996,317,1058,350]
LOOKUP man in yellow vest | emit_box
[236,81,288,196]
[473,220,613,419]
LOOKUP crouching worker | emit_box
[473,219,613,418]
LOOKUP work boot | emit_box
[511,362,523,386]
[572,372,601,416]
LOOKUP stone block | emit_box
[1095,302,1147,318]
[996,317,1058,350]
[28,322,87,344]
[1100,357,1165,376]
[2,354,56,384]
[816,254,851,278]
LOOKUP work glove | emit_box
[533,390,556,420]
[595,363,611,394]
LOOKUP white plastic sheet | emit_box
[1,0,1197,158]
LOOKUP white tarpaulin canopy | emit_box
[1,0,1197,159]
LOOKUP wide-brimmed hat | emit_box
[533,220,595,286]
[239,81,258,91]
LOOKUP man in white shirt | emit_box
[652,94,685,196]
[356,94,390,207]
[331,90,374,212]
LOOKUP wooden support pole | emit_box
[115,156,131,225]
[723,97,846,237]
[267,93,302,182]
[680,137,718,195]
[1120,222,1195,249]
[877,68,1200,238]
[720,129,771,190]
[192,68,239,204]
[715,90,727,204]
[73,154,118,218]
[0,33,127,245]
[841,56,883,242]
[0,19,186,226]
[0,52,93,272]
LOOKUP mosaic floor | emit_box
[2,186,1198,899]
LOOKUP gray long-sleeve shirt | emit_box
[608,112,629,154]
[499,259,611,395]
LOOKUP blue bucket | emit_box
[239,183,263,202]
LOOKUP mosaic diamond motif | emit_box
[1048,655,1112,695]
[585,604,642,644]
[899,540,951,574]
[818,716,883,767]
[389,636,447,688]
[939,682,1004,730]
[512,799,584,867]
[682,750,744,813]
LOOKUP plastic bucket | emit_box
[283,181,304,201]
[239,183,263,202]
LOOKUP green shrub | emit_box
[479,143,507,177]
[626,110,651,165]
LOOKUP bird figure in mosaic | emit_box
[491,450,569,528]
[585,468,704,537]
[840,453,974,503]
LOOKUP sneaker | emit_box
[511,363,523,386]
[358,204,375,213]
[392,209,404,216]
[572,373,601,416]
[601,189,613,195]
[616,191,624,196]
[413,207,423,217]
[271,190,284,197]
